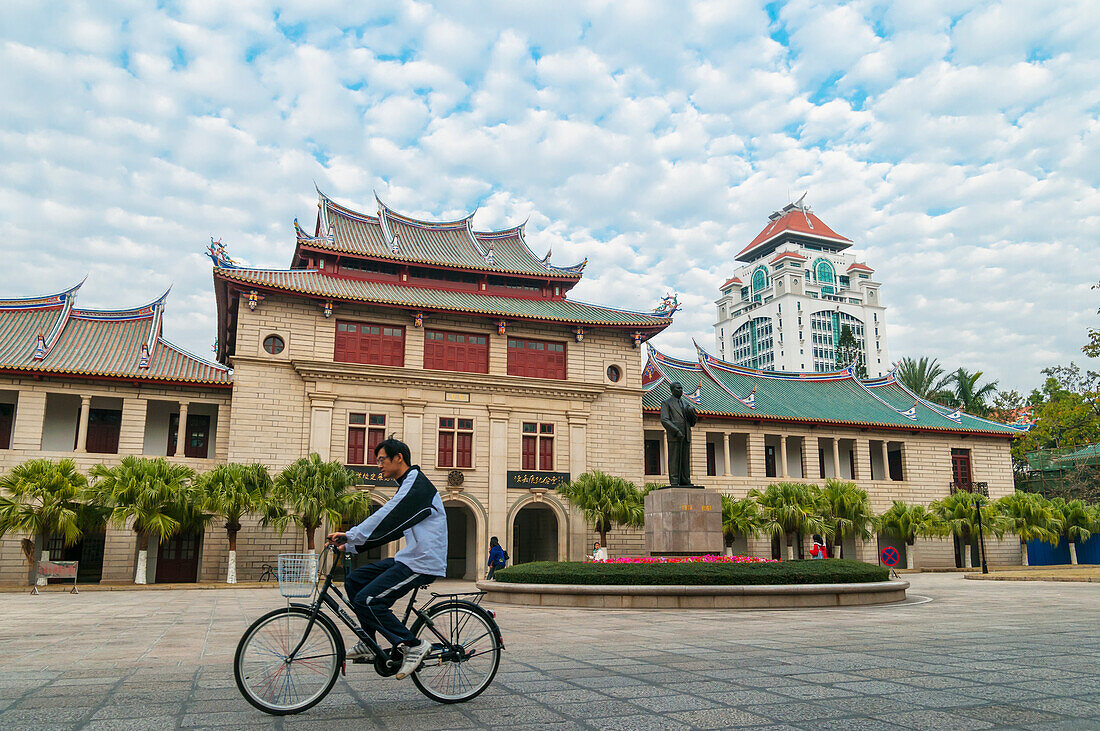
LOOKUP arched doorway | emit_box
[512,503,558,564]
[445,504,477,579]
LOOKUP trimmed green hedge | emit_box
[493,559,888,586]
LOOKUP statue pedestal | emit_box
[644,487,723,556]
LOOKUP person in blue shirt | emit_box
[326,437,447,680]
[486,536,507,579]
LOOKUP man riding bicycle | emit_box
[326,437,447,680]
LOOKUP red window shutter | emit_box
[348,428,365,464]
[522,435,536,470]
[457,432,472,468]
[368,428,384,457]
[438,431,454,467]
[539,437,553,471]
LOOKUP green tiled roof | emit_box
[641,345,1024,437]
[0,285,231,386]
[303,193,585,278]
[214,266,672,329]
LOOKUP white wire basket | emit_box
[277,553,319,598]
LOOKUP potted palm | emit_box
[273,454,371,551]
[198,463,281,583]
[557,471,645,550]
[720,495,759,556]
[996,492,1063,567]
[750,482,829,560]
[817,479,874,558]
[875,501,945,570]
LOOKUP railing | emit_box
[949,481,988,496]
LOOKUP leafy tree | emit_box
[1012,368,1100,468]
[995,492,1062,566]
[720,495,759,554]
[875,501,945,570]
[1048,497,1097,565]
[273,454,371,551]
[1083,281,1100,358]
[750,482,829,560]
[816,479,874,558]
[835,325,867,378]
[198,463,281,583]
[895,356,954,404]
[989,389,1025,424]
[557,470,645,548]
[88,456,200,584]
[931,491,1006,569]
[0,459,97,585]
[948,368,999,416]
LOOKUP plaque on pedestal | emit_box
[644,487,723,556]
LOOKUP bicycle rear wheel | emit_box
[234,606,342,715]
[410,602,501,703]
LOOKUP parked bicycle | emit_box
[234,544,503,715]
[257,563,276,582]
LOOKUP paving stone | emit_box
[954,703,1067,725]
[667,707,772,727]
[884,709,997,730]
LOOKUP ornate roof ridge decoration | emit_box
[693,342,756,409]
[0,279,84,311]
[293,219,334,246]
[206,238,239,268]
[310,190,584,278]
[652,293,682,318]
[881,378,1031,433]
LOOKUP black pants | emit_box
[668,438,692,486]
[345,558,433,646]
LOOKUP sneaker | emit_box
[346,640,375,664]
[394,639,430,679]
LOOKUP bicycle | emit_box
[233,544,504,715]
[257,563,276,582]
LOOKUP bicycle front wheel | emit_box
[234,606,342,715]
[410,602,501,703]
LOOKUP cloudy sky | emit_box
[2,0,1098,391]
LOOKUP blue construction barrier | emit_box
[1026,538,1070,565]
[1076,534,1100,564]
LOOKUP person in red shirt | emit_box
[809,535,827,559]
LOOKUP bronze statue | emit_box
[660,381,698,486]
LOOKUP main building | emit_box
[0,191,1025,584]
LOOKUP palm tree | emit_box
[273,454,371,551]
[931,491,1006,569]
[1049,498,1097,565]
[720,495,759,556]
[816,479,874,558]
[875,501,945,570]
[88,456,199,584]
[895,357,954,404]
[950,368,999,417]
[198,463,281,583]
[750,482,829,560]
[557,471,645,548]
[0,459,93,585]
[996,492,1063,566]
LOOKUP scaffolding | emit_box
[1016,444,1100,502]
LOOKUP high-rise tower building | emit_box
[713,199,889,377]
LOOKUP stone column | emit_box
[487,407,511,543]
[174,401,189,457]
[402,399,426,461]
[780,435,790,478]
[832,438,841,480]
[75,395,92,453]
[118,397,147,454]
[853,439,869,481]
[306,397,331,460]
[880,440,890,482]
[567,411,589,561]
[659,435,668,479]
[722,433,732,476]
[804,436,817,480]
[11,390,47,450]
[747,432,764,477]
[214,401,231,460]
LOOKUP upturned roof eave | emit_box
[212,269,671,332]
[0,365,232,389]
[640,407,1021,438]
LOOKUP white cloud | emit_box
[0,0,1098,391]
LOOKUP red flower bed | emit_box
[602,555,777,564]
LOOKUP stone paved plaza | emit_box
[1,573,1098,730]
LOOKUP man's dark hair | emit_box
[375,436,411,466]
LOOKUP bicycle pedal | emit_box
[351,656,372,664]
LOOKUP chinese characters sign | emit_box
[507,471,570,489]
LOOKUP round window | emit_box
[263,335,285,355]
[606,365,622,383]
